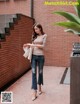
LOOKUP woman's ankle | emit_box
[38,85,42,92]
[32,90,37,96]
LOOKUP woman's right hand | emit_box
[23,44,27,48]
[23,43,30,48]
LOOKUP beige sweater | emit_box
[32,34,47,55]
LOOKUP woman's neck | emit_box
[38,32,42,36]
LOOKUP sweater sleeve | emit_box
[42,34,47,47]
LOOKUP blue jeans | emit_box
[31,54,45,90]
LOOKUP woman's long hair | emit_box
[32,23,45,41]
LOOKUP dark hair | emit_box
[32,23,45,41]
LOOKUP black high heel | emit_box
[39,91,42,95]
[32,96,37,101]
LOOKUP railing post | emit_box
[30,0,34,18]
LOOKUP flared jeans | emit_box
[31,54,45,90]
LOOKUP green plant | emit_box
[53,0,80,35]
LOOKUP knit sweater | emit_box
[32,34,47,55]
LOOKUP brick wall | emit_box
[0,0,80,67]
[34,0,80,67]
[0,0,30,16]
[0,14,34,89]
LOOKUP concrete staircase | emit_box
[0,14,20,41]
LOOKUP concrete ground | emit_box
[0,66,70,104]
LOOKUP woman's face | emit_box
[34,26,41,34]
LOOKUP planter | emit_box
[70,42,80,104]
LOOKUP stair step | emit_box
[0,14,18,38]
[0,14,22,42]
[0,28,5,34]
[0,33,5,39]
[0,23,9,28]
[0,14,17,22]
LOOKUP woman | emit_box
[23,23,47,101]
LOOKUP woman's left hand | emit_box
[27,43,35,48]
[27,43,31,46]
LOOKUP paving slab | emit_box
[0,66,70,104]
